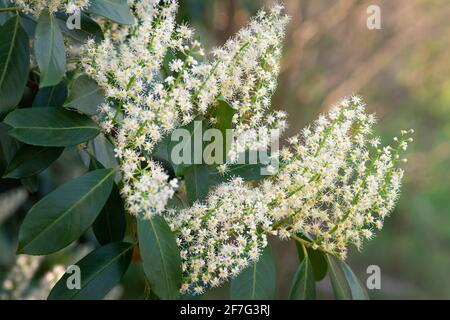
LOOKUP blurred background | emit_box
[1,0,450,299]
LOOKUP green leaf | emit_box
[19,14,36,38]
[48,242,133,300]
[35,12,66,88]
[93,183,126,245]
[4,107,100,147]
[89,159,125,245]
[17,168,116,255]
[288,255,316,300]
[86,0,134,25]
[211,98,235,163]
[88,134,119,170]
[56,12,103,43]
[64,75,104,115]
[0,226,14,266]
[326,254,352,300]
[184,163,209,205]
[230,244,276,300]
[152,134,177,173]
[339,260,369,300]
[213,98,235,133]
[0,15,30,115]
[32,81,68,107]
[3,145,63,178]
[295,242,328,281]
[137,215,182,300]
[0,123,22,175]
[153,118,208,177]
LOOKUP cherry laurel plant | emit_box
[0,0,412,300]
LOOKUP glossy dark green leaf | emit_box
[0,123,21,175]
[137,215,182,300]
[92,183,125,245]
[295,242,328,281]
[153,118,208,177]
[18,168,116,255]
[3,145,63,178]
[167,194,185,211]
[289,256,316,300]
[86,0,134,25]
[326,254,352,300]
[88,134,119,170]
[339,260,369,300]
[32,81,68,107]
[0,146,6,175]
[48,242,133,300]
[64,75,104,115]
[152,134,176,171]
[0,15,30,115]
[89,159,125,245]
[230,244,276,300]
[184,163,209,205]
[211,98,235,163]
[4,107,100,147]
[56,12,103,43]
[213,98,235,132]
[35,12,66,88]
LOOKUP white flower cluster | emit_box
[164,96,412,294]
[82,1,289,218]
[209,5,289,161]
[83,0,185,217]
[164,178,272,295]
[11,0,90,16]
[266,96,412,259]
